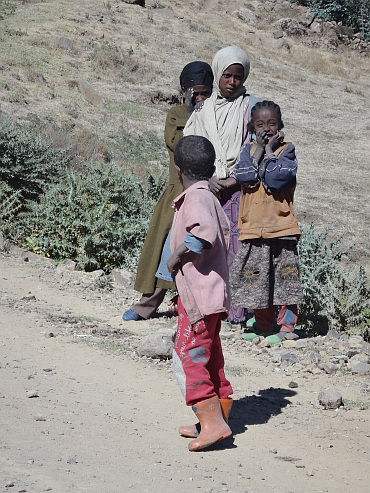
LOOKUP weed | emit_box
[343,398,370,410]
[297,223,370,335]
[225,365,262,377]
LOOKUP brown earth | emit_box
[1,252,369,493]
[0,0,370,273]
[1,2,370,491]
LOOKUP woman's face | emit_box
[218,63,244,98]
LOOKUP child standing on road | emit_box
[167,135,233,452]
[229,100,303,344]
[122,61,213,321]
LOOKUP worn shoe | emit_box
[188,396,232,452]
[242,329,272,341]
[179,398,233,439]
[122,309,144,321]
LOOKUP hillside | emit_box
[0,0,369,272]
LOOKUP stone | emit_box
[77,79,102,105]
[136,329,175,359]
[90,269,105,278]
[326,329,341,340]
[122,0,145,6]
[318,389,343,409]
[281,340,298,349]
[21,251,55,266]
[257,338,271,348]
[277,18,307,36]
[57,259,81,271]
[350,362,370,375]
[273,30,284,39]
[234,8,257,26]
[297,12,315,28]
[111,268,134,287]
[56,36,73,50]
[281,351,298,364]
[319,363,338,375]
[301,351,320,364]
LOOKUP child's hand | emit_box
[184,88,195,114]
[209,177,226,194]
[266,130,284,154]
[255,130,268,148]
[193,99,205,112]
[167,252,181,273]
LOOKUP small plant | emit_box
[297,222,370,335]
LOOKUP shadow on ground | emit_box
[201,387,296,452]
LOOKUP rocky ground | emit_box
[1,250,369,493]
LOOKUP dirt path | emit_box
[0,253,369,493]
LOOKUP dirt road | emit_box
[0,253,369,493]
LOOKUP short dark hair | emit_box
[174,135,216,180]
[247,100,284,134]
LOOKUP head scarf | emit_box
[212,45,250,98]
[179,61,214,90]
[184,46,252,178]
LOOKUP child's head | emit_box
[180,61,213,104]
[212,46,250,99]
[174,135,215,181]
[247,100,284,136]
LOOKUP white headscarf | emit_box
[184,46,251,178]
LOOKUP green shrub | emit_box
[0,118,71,204]
[10,161,166,271]
[290,1,370,40]
[297,222,370,334]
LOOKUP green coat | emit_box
[134,104,187,294]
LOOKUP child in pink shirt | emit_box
[167,135,233,452]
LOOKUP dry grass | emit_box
[0,0,369,273]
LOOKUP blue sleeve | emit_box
[184,232,209,254]
[259,144,297,192]
[231,142,259,185]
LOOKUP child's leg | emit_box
[253,305,276,333]
[277,304,298,333]
[173,297,223,406]
[207,315,233,400]
[131,287,167,319]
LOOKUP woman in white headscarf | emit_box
[184,45,260,324]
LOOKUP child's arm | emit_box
[167,233,209,273]
[231,143,259,185]
[260,142,298,192]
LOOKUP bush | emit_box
[10,161,167,272]
[290,1,370,40]
[297,223,370,334]
[0,118,71,205]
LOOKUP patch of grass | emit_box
[44,312,103,325]
[343,398,370,410]
[225,365,263,377]
[83,338,134,353]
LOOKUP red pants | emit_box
[254,304,298,333]
[173,297,233,406]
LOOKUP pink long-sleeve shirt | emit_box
[170,181,230,324]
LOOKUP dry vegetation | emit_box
[0,0,369,271]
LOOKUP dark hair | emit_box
[247,100,284,134]
[174,135,216,180]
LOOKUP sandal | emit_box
[242,328,273,341]
[122,309,144,321]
